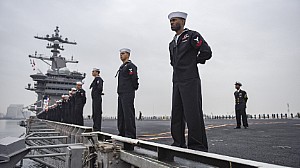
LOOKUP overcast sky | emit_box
[0,0,299,117]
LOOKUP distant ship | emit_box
[25,26,85,113]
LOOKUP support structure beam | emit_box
[25,153,67,158]
[29,144,81,149]
[26,136,68,140]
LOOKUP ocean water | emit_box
[0,119,26,139]
[0,119,43,168]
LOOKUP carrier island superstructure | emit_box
[26,26,85,113]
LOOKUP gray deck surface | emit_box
[85,119,300,167]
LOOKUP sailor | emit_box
[57,100,63,122]
[234,82,249,129]
[51,107,55,121]
[90,68,104,131]
[138,111,142,120]
[54,104,58,121]
[116,48,139,150]
[61,95,69,123]
[53,102,58,121]
[53,101,58,121]
[48,106,53,121]
[74,82,86,126]
[168,11,212,151]
[53,104,58,121]
[64,92,72,123]
[68,88,77,124]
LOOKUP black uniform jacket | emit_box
[90,76,104,99]
[234,90,248,110]
[169,28,212,82]
[117,60,139,94]
[75,88,86,105]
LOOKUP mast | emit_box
[28,26,78,70]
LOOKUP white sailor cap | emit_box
[76,81,83,85]
[235,82,242,86]
[62,94,68,98]
[119,48,131,53]
[168,11,188,20]
[92,68,100,72]
[71,87,77,91]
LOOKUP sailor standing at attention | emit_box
[234,82,249,129]
[168,11,212,151]
[116,48,139,150]
[69,88,77,124]
[74,82,86,126]
[90,68,104,131]
[61,94,69,124]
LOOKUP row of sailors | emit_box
[37,82,86,125]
